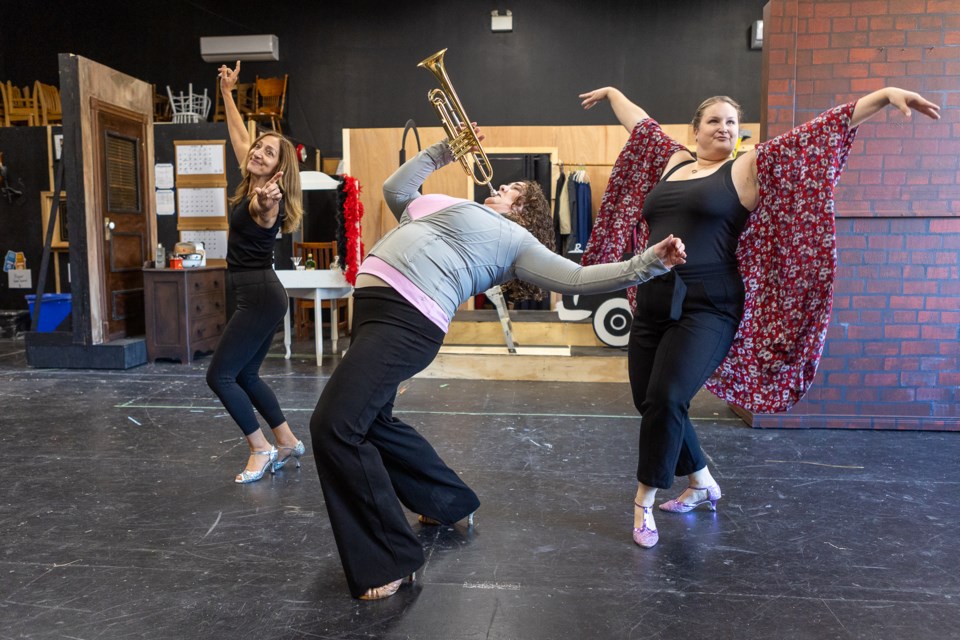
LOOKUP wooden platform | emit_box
[444,309,605,348]
[418,309,629,383]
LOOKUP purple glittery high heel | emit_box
[658,483,721,513]
[633,501,659,548]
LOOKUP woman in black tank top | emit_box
[205,61,305,485]
[579,85,940,549]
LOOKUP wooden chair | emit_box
[212,81,254,122]
[33,81,62,125]
[1,81,36,126]
[212,82,225,122]
[152,84,172,122]
[292,241,349,341]
[250,74,287,132]
[237,82,255,116]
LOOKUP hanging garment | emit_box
[552,168,566,254]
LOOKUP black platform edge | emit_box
[24,331,147,369]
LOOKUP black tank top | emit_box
[641,160,749,278]
[226,196,285,271]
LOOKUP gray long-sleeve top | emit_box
[364,141,670,325]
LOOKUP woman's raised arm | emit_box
[580,87,650,132]
[217,61,252,166]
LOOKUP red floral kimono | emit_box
[582,103,858,413]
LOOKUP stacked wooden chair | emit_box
[0,81,37,126]
[33,81,61,125]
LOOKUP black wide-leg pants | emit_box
[310,287,480,598]
[628,270,744,489]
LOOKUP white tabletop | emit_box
[275,268,352,290]
[275,269,353,365]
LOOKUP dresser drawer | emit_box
[191,315,225,342]
[189,270,224,295]
[190,290,225,319]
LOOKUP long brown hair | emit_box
[229,132,303,233]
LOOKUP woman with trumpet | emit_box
[310,123,689,600]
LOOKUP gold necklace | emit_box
[690,159,723,174]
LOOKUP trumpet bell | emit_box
[417,48,495,192]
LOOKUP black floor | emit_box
[1,335,958,639]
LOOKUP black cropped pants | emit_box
[628,270,744,489]
[310,287,480,598]
[206,269,288,436]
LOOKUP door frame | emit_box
[89,97,152,341]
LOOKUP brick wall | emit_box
[753,0,959,429]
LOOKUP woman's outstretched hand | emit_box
[218,60,241,93]
[887,88,940,120]
[254,171,284,211]
[579,87,612,110]
[652,234,687,268]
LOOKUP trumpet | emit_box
[418,48,496,197]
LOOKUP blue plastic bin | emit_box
[25,293,72,332]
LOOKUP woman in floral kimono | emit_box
[578,86,940,548]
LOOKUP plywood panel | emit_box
[346,121,760,250]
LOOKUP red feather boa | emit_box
[341,175,364,285]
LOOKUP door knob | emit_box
[104,217,115,241]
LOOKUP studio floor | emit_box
[0,334,957,640]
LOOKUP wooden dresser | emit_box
[143,266,226,364]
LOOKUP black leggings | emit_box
[206,269,288,436]
[310,287,480,598]
[628,271,744,489]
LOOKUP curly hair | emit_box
[229,132,303,234]
[502,181,555,302]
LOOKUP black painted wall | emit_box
[0,127,66,310]
[0,0,767,157]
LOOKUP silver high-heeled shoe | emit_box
[235,448,277,484]
[273,440,305,472]
[358,573,416,601]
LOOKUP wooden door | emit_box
[93,101,149,340]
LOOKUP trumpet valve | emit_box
[447,131,475,160]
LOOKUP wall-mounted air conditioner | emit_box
[200,35,280,62]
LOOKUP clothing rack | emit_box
[554,162,614,167]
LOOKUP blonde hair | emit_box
[230,132,303,233]
[691,96,744,131]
